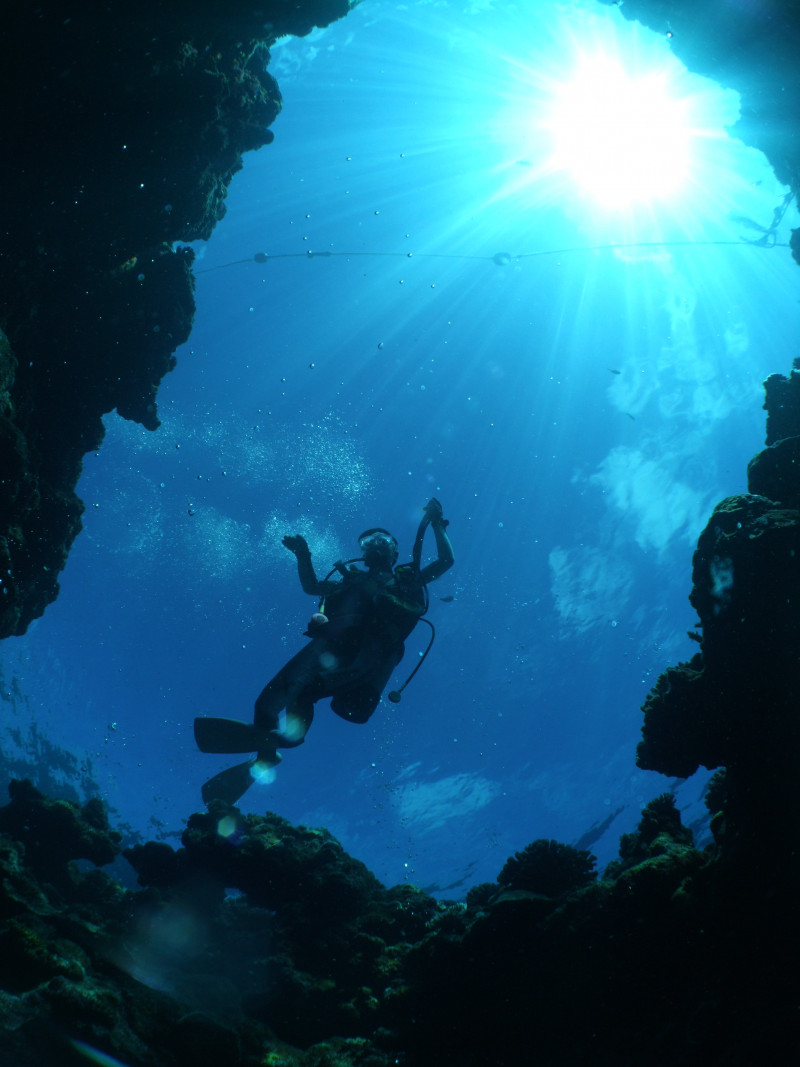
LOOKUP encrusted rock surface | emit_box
[2,776,799,1066]
[0,1,349,638]
[639,362,800,870]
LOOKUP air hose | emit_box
[387,508,436,703]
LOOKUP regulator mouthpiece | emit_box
[387,690,402,703]
[304,612,329,637]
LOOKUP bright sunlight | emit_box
[547,56,691,207]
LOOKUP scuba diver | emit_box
[194,497,454,806]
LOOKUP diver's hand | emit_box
[423,497,448,527]
[283,534,310,556]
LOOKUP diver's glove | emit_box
[423,497,449,528]
[282,534,311,557]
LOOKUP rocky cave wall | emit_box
[0,0,350,639]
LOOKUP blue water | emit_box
[3,0,800,895]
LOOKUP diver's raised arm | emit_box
[417,500,454,584]
[282,535,329,595]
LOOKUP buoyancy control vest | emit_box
[318,565,424,648]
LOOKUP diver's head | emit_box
[359,528,398,569]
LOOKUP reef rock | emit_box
[2,778,800,1065]
[0,0,350,639]
[639,362,800,871]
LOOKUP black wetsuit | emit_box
[253,514,453,754]
[196,511,452,806]
[254,563,427,741]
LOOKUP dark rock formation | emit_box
[639,362,800,872]
[0,1,350,638]
[0,780,437,1065]
[125,802,438,1050]
[495,838,597,897]
[2,775,799,1066]
[0,778,121,885]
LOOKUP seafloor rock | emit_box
[760,363,800,447]
[606,792,694,875]
[3,778,800,1065]
[125,803,439,1048]
[0,0,350,639]
[389,789,800,1066]
[496,837,597,897]
[0,779,405,1065]
[0,778,121,887]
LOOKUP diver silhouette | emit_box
[194,498,454,806]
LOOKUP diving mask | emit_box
[358,529,398,553]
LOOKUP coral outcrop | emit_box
[495,838,597,897]
[639,362,800,872]
[1,772,798,1066]
[0,1,350,638]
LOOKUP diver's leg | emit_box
[197,656,308,756]
[276,691,316,748]
[200,646,325,805]
[253,675,290,734]
[255,644,329,762]
[253,643,320,732]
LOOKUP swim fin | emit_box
[194,716,267,754]
[201,759,257,806]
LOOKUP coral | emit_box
[496,838,597,897]
[0,775,799,1065]
[760,360,800,447]
[606,794,697,884]
[638,654,711,778]
[0,779,121,883]
[172,804,384,924]
[616,794,694,866]
[638,398,800,867]
[705,768,727,818]
[0,917,86,992]
[125,802,424,1048]
[705,768,728,845]
[464,882,496,911]
[358,884,438,944]
[303,1037,395,1067]
[123,840,182,888]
